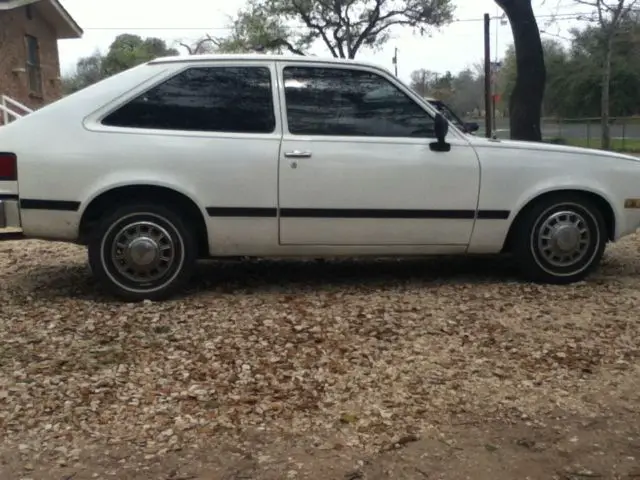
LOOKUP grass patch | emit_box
[542,116,640,126]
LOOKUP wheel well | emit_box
[78,185,209,257]
[501,189,616,253]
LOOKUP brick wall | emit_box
[0,4,62,119]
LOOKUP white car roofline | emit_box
[148,53,386,71]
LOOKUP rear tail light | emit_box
[0,153,17,181]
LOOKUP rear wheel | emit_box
[88,203,197,301]
[512,193,607,284]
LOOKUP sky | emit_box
[56,0,591,83]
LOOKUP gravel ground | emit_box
[1,234,640,479]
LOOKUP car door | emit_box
[276,62,482,246]
[89,61,283,256]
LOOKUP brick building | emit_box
[0,0,82,120]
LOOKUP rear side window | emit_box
[102,66,276,134]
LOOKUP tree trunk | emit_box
[495,0,546,141]
[601,36,613,150]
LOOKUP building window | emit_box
[25,35,42,96]
[25,4,33,20]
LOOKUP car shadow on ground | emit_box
[192,254,523,292]
[7,254,533,303]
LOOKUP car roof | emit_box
[148,53,390,71]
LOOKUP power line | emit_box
[72,11,608,32]
[453,11,597,23]
[540,26,640,49]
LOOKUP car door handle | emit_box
[284,150,312,158]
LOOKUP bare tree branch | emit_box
[214,0,454,59]
[179,34,220,55]
[257,38,307,55]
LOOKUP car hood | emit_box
[467,136,640,164]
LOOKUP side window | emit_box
[102,66,276,134]
[283,66,435,138]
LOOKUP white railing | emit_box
[0,95,33,125]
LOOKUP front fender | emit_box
[508,176,621,237]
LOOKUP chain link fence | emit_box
[487,116,640,152]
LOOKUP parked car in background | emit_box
[424,96,480,134]
[3,53,640,301]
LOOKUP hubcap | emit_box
[111,221,176,283]
[537,210,591,267]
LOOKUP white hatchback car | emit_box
[2,53,640,301]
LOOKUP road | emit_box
[478,119,640,141]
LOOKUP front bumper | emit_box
[0,198,22,240]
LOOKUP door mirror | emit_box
[430,113,451,152]
[434,112,449,140]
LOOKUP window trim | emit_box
[276,61,460,140]
[25,34,42,96]
[94,62,282,138]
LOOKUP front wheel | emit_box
[88,203,198,301]
[512,194,607,284]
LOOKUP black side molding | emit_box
[476,210,510,220]
[0,231,24,241]
[19,199,81,211]
[206,207,511,220]
[7,200,511,219]
[206,207,277,217]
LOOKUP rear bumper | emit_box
[0,198,22,231]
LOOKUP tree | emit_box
[215,0,309,54]
[574,0,638,149]
[408,67,484,117]
[495,14,640,122]
[62,34,179,94]
[179,34,219,55]
[409,69,438,96]
[451,68,484,116]
[430,70,455,104]
[215,0,455,58]
[495,0,546,141]
[61,51,104,94]
[498,39,569,117]
[101,34,179,76]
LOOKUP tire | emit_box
[88,203,198,301]
[512,193,607,284]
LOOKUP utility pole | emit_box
[492,12,507,136]
[484,13,492,138]
[493,8,499,134]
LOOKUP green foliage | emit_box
[216,0,455,58]
[215,0,310,54]
[61,51,104,94]
[497,14,640,118]
[102,34,179,76]
[62,34,179,94]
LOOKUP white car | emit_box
[1,54,640,301]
